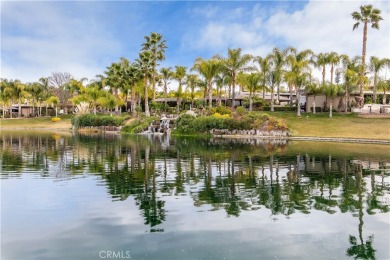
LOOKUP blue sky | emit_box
[1,0,389,83]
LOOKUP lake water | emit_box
[1,131,390,260]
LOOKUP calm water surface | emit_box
[1,131,390,260]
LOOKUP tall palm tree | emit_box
[352,4,383,104]
[219,48,253,108]
[192,57,222,109]
[0,79,14,118]
[369,57,390,103]
[159,67,173,108]
[214,73,227,107]
[328,52,343,85]
[173,66,187,113]
[142,32,167,101]
[314,52,330,85]
[136,50,154,117]
[269,48,286,104]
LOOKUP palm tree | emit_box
[315,52,330,85]
[142,32,167,101]
[306,81,321,113]
[241,73,261,111]
[269,48,286,104]
[328,52,342,85]
[285,47,314,117]
[352,5,383,104]
[323,83,340,118]
[85,85,104,115]
[254,56,271,100]
[13,80,28,117]
[46,96,60,117]
[377,79,390,105]
[214,73,226,107]
[0,79,14,118]
[159,67,173,108]
[136,50,154,117]
[173,66,187,113]
[341,56,360,112]
[192,57,222,109]
[219,48,253,108]
[186,74,198,109]
[369,57,390,103]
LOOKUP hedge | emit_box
[72,114,125,128]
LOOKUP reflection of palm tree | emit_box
[346,164,376,260]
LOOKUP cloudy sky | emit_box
[1,0,389,83]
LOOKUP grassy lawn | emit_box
[260,112,390,140]
[0,115,72,129]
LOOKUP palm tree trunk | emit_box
[360,21,368,102]
[208,81,213,109]
[313,96,316,114]
[249,92,253,111]
[322,66,326,85]
[329,98,333,118]
[289,85,293,106]
[270,85,274,112]
[18,98,22,117]
[145,74,150,117]
[296,89,301,117]
[164,83,167,108]
[330,65,334,85]
[231,79,236,108]
[383,89,387,105]
[373,74,377,103]
[276,83,280,104]
[152,74,156,101]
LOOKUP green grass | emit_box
[0,115,72,129]
[257,112,390,140]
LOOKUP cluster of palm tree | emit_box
[1,5,388,118]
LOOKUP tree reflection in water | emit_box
[1,132,389,256]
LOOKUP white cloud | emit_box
[1,2,122,82]
[266,0,390,59]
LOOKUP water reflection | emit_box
[1,132,390,259]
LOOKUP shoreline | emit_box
[216,134,390,145]
[1,127,390,145]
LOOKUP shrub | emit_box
[72,114,125,128]
[236,106,246,116]
[51,117,61,123]
[216,106,232,115]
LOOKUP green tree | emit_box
[192,57,223,109]
[306,81,321,113]
[142,32,167,101]
[323,83,340,118]
[269,48,286,104]
[159,67,174,108]
[240,73,261,111]
[369,56,390,103]
[352,4,383,105]
[46,96,60,117]
[219,48,253,108]
[173,66,187,113]
[254,56,271,100]
[136,50,154,117]
[285,47,314,117]
[377,79,390,105]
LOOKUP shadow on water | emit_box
[1,131,390,259]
